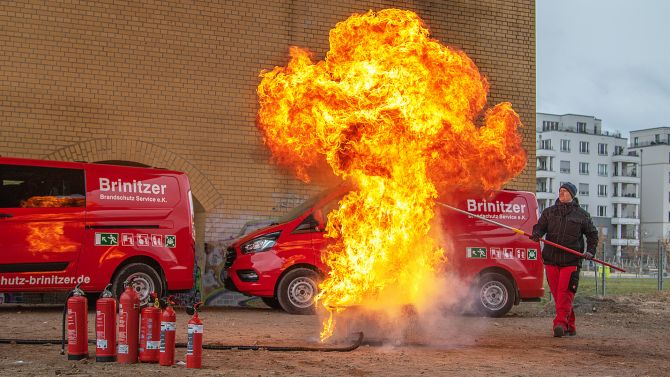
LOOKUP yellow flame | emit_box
[257,9,526,341]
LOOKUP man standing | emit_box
[530,182,598,337]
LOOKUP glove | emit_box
[583,251,594,260]
[529,233,541,242]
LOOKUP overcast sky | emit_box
[537,0,670,138]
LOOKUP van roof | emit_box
[0,156,184,175]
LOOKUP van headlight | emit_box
[241,232,281,254]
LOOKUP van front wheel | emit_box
[476,273,515,317]
[112,263,163,306]
[277,268,319,315]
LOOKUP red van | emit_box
[224,187,543,316]
[0,157,195,304]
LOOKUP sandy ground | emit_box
[1,291,670,377]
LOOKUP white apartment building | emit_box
[628,127,670,252]
[536,113,640,261]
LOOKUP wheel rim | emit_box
[127,272,155,304]
[480,281,507,311]
[287,276,316,309]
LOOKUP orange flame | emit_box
[27,222,77,255]
[21,196,85,208]
[257,9,526,340]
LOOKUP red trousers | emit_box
[545,264,577,331]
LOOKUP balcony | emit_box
[536,147,556,157]
[612,174,639,184]
[611,217,640,225]
[612,153,640,163]
[611,238,640,247]
[536,169,555,178]
[611,195,640,205]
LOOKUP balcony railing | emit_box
[614,150,639,157]
[630,140,668,148]
[613,172,637,178]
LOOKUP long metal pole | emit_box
[437,202,626,273]
[601,242,606,295]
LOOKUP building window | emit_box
[598,143,608,155]
[579,162,589,175]
[579,183,589,196]
[598,164,608,176]
[634,137,639,147]
[615,146,624,155]
[581,204,589,212]
[655,134,661,143]
[542,121,559,131]
[560,139,570,152]
[597,205,607,217]
[560,160,570,173]
[601,185,609,196]
[577,122,587,133]
[540,139,552,150]
[579,141,589,154]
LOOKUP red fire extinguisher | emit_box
[186,302,203,369]
[117,281,140,364]
[95,284,116,362]
[139,293,161,363]
[66,283,88,360]
[159,295,177,366]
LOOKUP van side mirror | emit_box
[313,210,325,231]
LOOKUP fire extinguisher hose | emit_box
[181,331,364,352]
[0,332,364,352]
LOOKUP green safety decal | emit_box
[165,235,176,248]
[466,247,487,259]
[95,233,119,246]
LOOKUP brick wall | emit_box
[0,0,535,243]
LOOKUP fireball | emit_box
[257,9,526,340]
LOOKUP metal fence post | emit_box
[657,240,666,291]
[601,243,606,296]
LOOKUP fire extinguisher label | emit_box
[160,321,176,352]
[188,324,204,334]
[118,344,129,354]
[67,310,77,344]
[187,333,194,355]
[97,339,108,349]
[161,321,176,331]
[118,311,127,343]
[147,341,160,350]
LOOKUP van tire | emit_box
[261,297,282,310]
[475,272,515,317]
[277,268,319,315]
[112,263,163,306]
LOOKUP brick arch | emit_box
[45,138,222,212]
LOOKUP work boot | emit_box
[567,328,576,336]
[553,326,565,338]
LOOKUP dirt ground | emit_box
[1,291,670,377]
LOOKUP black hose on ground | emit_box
[0,332,364,352]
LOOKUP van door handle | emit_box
[0,213,13,219]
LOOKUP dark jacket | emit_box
[532,198,599,267]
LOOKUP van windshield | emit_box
[276,186,344,224]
